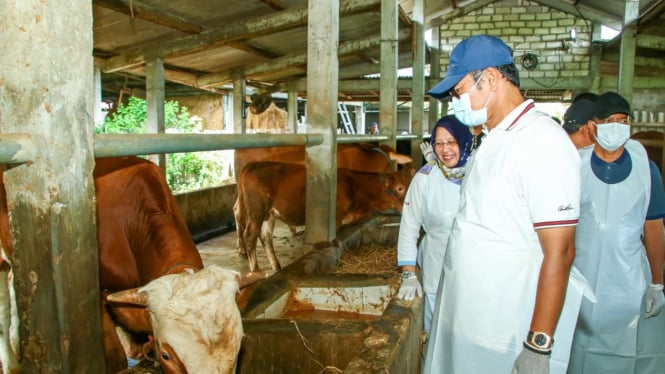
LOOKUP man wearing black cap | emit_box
[568,91,665,373]
[423,34,587,374]
[562,93,598,149]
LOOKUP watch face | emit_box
[534,333,548,347]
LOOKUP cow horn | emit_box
[106,288,150,306]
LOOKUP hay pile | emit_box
[331,244,398,274]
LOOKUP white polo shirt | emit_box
[424,99,583,374]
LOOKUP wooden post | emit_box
[233,72,246,134]
[0,1,105,371]
[379,0,398,150]
[305,0,339,249]
[618,0,639,103]
[146,58,166,169]
[411,0,426,168]
[287,89,298,133]
[428,26,442,126]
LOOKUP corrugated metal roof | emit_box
[95,0,665,103]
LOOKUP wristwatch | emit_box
[401,271,417,279]
[526,331,554,350]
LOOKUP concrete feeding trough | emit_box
[235,214,423,373]
[236,272,422,374]
[253,283,394,320]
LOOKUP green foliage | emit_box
[98,97,225,192]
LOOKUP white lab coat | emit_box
[568,140,665,374]
[423,101,594,374]
[397,163,460,332]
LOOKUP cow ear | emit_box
[106,288,149,307]
[388,152,413,165]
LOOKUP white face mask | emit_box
[594,122,630,151]
[451,89,493,127]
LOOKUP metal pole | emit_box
[93,133,324,158]
[0,134,37,164]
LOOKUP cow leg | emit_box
[244,219,261,272]
[233,198,247,257]
[101,302,132,372]
[0,267,19,374]
[260,215,281,272]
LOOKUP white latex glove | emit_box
[645,283,664,318]
[397,275,423,301]
[511,346,550,374]
[419,142,437,163]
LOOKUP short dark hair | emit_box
[471,63,520,90]
[562,122,584,135]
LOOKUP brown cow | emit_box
[236,161,408,272]
[234,143,413,179]
[0,157,247,373]
[233,143,415,258]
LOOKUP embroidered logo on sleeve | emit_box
[557,204,574,212]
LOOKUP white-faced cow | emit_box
[0,157,246,373]
[107,265,244,374]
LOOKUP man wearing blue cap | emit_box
[423,35,592,374]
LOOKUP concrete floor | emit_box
[196,221,306,274]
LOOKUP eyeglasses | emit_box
[597,116,631,125]
[450,70,485,98]
[434,140,458,148]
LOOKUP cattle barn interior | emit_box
[2,0,665,372]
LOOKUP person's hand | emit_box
[645,283,664,318]
[511,346,549,374]
[397,274,422,301]
[419,143,437,163]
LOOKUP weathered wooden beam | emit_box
[636,34,665,50]
[427,0,501,27]
[227,41,282,59]
[101,0,381,73]
[94,0,203,34]
[601,75,665,89]
[520,77,593,90]
[260,0,287,11]
[531,0,622,30]
[197,28,410,88]
[603,53,665,69]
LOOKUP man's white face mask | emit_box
[594,122,630,151]
[451,73,493,127]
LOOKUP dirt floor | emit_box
[196,221,306,274]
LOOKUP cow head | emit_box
[248,92,272,115]
[107,266,244,374]
[381,171,409,213]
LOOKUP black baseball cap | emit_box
[594,91,631,120]
[564,99,596,125]
[562,99,596,134]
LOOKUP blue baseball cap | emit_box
[428,35,514,100]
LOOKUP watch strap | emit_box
[401,271,417,279]
[522,341,552,356]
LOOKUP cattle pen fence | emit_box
[0,131,420,242]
